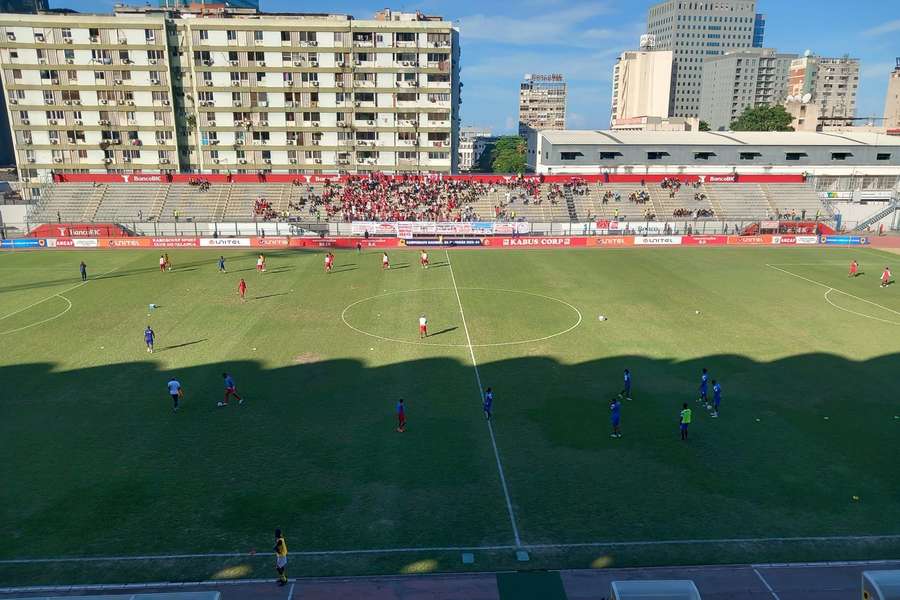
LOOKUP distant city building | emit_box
[518,73,566,136]
[783,97,821,132]
[646,0,758,119]
[158,0,259,9]
[457,127,493,172]
[752,13,766,48]
[0,0,47,12]
[0,6,461,198]
[885,59,900,130]
[788,52,860,121]
[610,116,700,132]
[699,48,795,131]
[610,35,673,127]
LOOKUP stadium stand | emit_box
[26,177,830,225]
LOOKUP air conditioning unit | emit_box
[73,100,81,106]
[27,157,35,163]
[35,34,44,42]
[309,41,318,47]
[314,158,322,163]
[286,139,295,145]
[162,100,170,106]
[54,157,63,163]
[104,158,113,164]
[311,121,319,126]
[284,101,294,108]
[51,78,59,85]
[354,101,361,107]
[208,121,216,127]
[286,80,294,87]
[8,98,17,105]
[50,138,59,143]
[119,38,128,44]
[99,99,108,105]
[160,158,170,164]
[367,120,374,125]
[123,59,133,65]
[127,119,136,125]
[113,139,121,145]
[259,101,268,107]
[48,119,58,125]
[258,120,268,126]
[231,81,241,87]
[212,158,220,164]
[149,59,158,65]
[210,139,219,145]
[239,158,247,163]
[99,119,110,125]
[289,158,297,164]
[205,81,214,87]
[127,100,135,106]
[74,120,83,125]
[236,140,245,145]
[66,59,74,64]
[337,121,347,127]
[254,39,264,45]
[354,59,361,66]
[64,37,73,44]
[150,79,160,86]
[312,140,320,145]
[402,61,411,66]
[336,81,345,88]
[202,59,213,66]
[44,99,53,105]
[256,61,265,67]
[264,159,271,164]
[63,100,71,106]
[114,79,123,85]
[123,156,131,162]
[293,60,304,66]
[309,61,318,67]
[311,81,319,87]
[337,61,346,67]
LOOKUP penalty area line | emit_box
[765,264,900,318]
[445,249,522,549]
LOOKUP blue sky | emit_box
[54,0,899,133]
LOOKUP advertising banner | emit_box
[594,236,634,247]
[102,237,151,248]
[150,237,200,248]
[681,235,727,246]
[253,236,290,248]
[72,238,99,248]
[492,237,589,248]
[29,223,131,238]
[634,236,683,246]
[199,237,251,247]
[822,235,870,246]
[727,235,772,245]
[402,238,484,247]
[0,238,44,248]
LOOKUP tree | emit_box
[699,120,711,131]
[729,105,794,132]
[490,135,527,173]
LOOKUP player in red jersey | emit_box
[159,254,167,272]
[396,398,406,433]
[164,253,171,271]
[420,250,429,269]
[881,266,892,288]
[238,278,247,302]
[382,252,390,270]
[849,260,859,278]
[256,254,266,273]
[419,314,428,338]
[324,252,334,273]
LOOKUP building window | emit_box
[254,31,264,42]
[876,153,892,161]
[831,152,852,161]
[647,151,670,160]
[227,30,237,41]
[694,152,716,160]
[560,152,584,160]
[599,152,622,159]
[199,30,209,41]
[739,152,761,160]
[785,152,807,161]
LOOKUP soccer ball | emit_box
[695,310,701,315]
[217,401,225,407]
[598,315,607,321]
[706,404,712,410]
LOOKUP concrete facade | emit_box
[885,59,900,129]
[526,130,900,175]
[698,48,795,131]
[0,6,461,198]
[518,73,566,136]
[788,53,859,121]
[646,0,758,119]
[457,126,492,172]
[610,47,673,126]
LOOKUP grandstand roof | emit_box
[540,130,900,147]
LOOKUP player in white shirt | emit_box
[382,252,390,270]
[419,315,428,338]
[420,251,429,269]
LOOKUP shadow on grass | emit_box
[427,327,458,337]
[158,339,208,352]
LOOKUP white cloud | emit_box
[463,49,620,82]
[862,19,900,36]
[861,62,894,79]
[458,2,617,46]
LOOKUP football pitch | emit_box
[2,245,900,586]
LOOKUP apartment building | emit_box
[0,6,460,198]
[457,126,492,172]
[610,35,673,126]
[646,0,759,118]
[518,73,566,136]
[698,48,795,130]
[788,52,859,121]
[884,58,900,130]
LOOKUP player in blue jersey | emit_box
[610,395,622,438]
[166,377,182,412]
[711,380,722,417]
[698,368,709,404]
[483,387,493,421]
[217,255,226,273]
[396,398,406,432]
[144,325,155,353]
[218,372,243,407]
[623,368,632,400]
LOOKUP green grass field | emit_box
[2,245,900,586]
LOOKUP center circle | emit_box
[341,287,582,348]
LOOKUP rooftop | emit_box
[539,130,900,147]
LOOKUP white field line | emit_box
[287,582,295,600]
[765,264,900,317]
[2,534,900,566]
[0,266,120,322]
[753,567,782,600]
[445,250,522,548]
[824,289,900,326]
[0,293,72,335]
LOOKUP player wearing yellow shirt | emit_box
[274,528,288,586]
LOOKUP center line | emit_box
[445,250,522,548]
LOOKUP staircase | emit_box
[564,188,578,221]
[82,185,107,221]
[759,185,779,217]
[854,200,899,231]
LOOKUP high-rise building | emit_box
[610,35,673,126]
[457,127,492,172]
[0,6,461,198]
[698,48,795,131]
[518,73,566,136]
[884,59,900,130]
[752,13,765,48]
[788,52,860,122]
[646,0,758,118]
